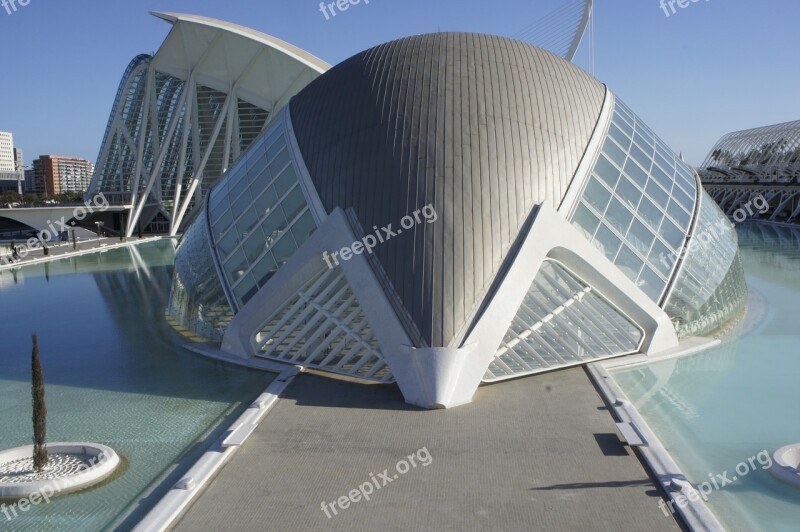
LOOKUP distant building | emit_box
[32,155,95,196]
[13,148,23,171]
[24,168,35,194]
[0,132,23,194]
[701,120,800,222]
[0,132,14,172]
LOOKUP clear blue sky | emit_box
[0,0,798,167]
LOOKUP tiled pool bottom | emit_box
[0,242,276,531]
[611,223,800,532]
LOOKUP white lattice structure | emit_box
[86,12,329,237]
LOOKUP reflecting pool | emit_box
[0,241,275,531]
[612,223,800,531]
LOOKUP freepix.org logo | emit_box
[660,0,710,18]
[1,0,31,16]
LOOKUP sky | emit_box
[0,0,798,167]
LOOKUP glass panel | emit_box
[573,203,600,239]
[615,177,641,209]
[254,185,280,218]
[225,248,249,283]
[280,186,306,222]
[616,246,644,280]
[234,274,259,305]
[645,179,669,207]
[268,148,291,174]
[603,138,627,166]
[291,211,317,244]
[650,163,673,192]
[624,159,648,188]
[628,143,652,172]
[271,233,298,267]
[217,228,240,257]
[235,207,260,236]
[638,196,661,230]
[584,178,613,213]
[608,124,630,151]
[266,140,286,165]
[272,164,297,198]
[660,217,685,249]
[213,209,234,239]
[667,198,690,228]
[606,198,634,234]
[232,188,253,215]
[615,112,634,136]
[649,239,673,276]
[261,209,287,247]
[252,252,278,288]
[242,227,267,263]
[628,219,654,256]
[595,225,622,259]
[638,266,665,301]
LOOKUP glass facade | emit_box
[207,114,317,308]
[253,265,392,382]
[167,214,233,342]
[663,193,748,337]
[570,99,698,302]
[484,260,643,381]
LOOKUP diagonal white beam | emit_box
[170,92,233,235]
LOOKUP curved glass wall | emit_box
[569,99,698,303]
[167,213,233,342]
[663,193,748,337]
[207,112,317,308]
[483,260,644,382]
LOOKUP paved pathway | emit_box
[173,368,681,532]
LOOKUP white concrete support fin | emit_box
[128,67,156,219]
[170,92,233,235]
[170,78,195,234]
[127,83,190,236]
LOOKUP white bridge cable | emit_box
[511,0,592,61]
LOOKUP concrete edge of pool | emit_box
[588,337,727,532]
[0,236,165,272]
[131,366,301,532]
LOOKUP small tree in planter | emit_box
[31,333,48,472]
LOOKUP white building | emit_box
[168,29,748,409]
[0,132,15,172]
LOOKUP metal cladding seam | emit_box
[289,33,605,348]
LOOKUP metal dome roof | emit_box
[290,32,606,347]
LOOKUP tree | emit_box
[31,333,48,472]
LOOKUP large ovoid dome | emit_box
[290,32,606,347]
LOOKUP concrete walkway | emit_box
[0,236,163,271]
[172,368,681,531]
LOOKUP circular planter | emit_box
[768,444,800,489]
[0,443,120,499]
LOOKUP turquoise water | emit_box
[0,242,275,531]
[613,223,800,531]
